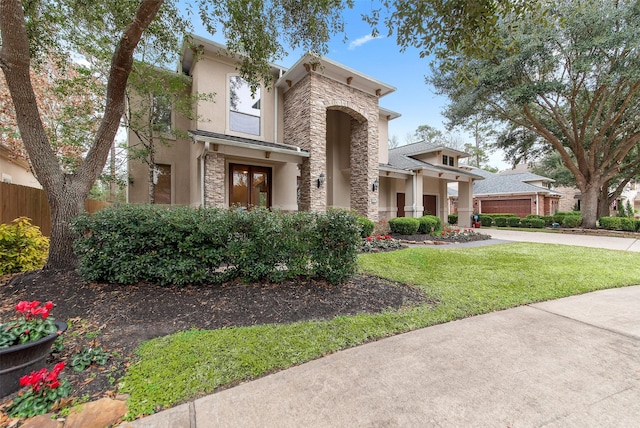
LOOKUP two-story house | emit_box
[127,35,480,227]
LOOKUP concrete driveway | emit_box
[482,228,640,252]
[123,286,640,428]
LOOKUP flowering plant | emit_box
[432,226,490,242]
[6,362,71,418]
[0,301,59,348]
[361,235,403,252]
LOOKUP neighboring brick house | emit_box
[127,35,480,226]
[468,168,561,217]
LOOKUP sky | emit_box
[187,3,509,170]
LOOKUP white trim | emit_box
[190,133,310,158]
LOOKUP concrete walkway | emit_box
[121,286,640,427]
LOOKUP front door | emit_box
[230,164,271,209]
[153,164,171,204]
[423,195,437,216]
[397,193,405,217]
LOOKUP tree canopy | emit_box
[430,0,640,227]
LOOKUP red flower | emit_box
[366,236,373,241]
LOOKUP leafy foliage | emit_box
[430,0,640,227]
[71,346,110,371]
[7,362,71,418]
[0,217,49,275]
[562,215,583,228]
[448,214,458,225]
[478,215,493,227]
[418,215,442,234]
[357,216,375,238]
[388,217,420,235]
[72,205,360,285]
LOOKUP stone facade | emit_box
[204,151,225,207]
[283,72,379,220]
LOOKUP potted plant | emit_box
[0,301,67,398]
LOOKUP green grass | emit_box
[121,243,640,417]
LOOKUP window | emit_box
[442,155,448,165]
[449,157,454,166]
[152,94,171,133]
[229,76,261,135]
[153,164,171,204]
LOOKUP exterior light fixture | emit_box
[372,178,379,192]
[317,172,325,188]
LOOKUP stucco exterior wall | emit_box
[0,155,41,189]
[378,114,389,164]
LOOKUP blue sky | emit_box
[188,3,508,169]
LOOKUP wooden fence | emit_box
[0,182,110,236]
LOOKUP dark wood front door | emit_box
[230,164,272,209]
[423,195,437,216]
[397,193,405,217]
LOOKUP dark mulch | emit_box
[0,269,426,405]
[391,230,492,243]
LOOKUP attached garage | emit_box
[480,198,531,218]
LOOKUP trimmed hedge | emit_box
[448,214,458,225]
[562,215,582,228]
[553,211,581,224]
[72,205,360,286]
[599,216,621,230]
[357,216,375,237]
[620,217,635,232]
[478,215,493,227]
[494,217,508,227]
[418,215,442,234]
[529,218,545,228]
[507,217,521,227]
[483,213,518,219]
[389,217,420,235]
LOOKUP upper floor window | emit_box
[442,155,448,165]
[229,76,261,136]
[152,94,171,133]
[449,156,454,166]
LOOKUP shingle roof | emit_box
[189,130,309,154]
[387,141,483,180]
[471,168,562,196]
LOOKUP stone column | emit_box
[439,179,449,224]
[204,152,225,208]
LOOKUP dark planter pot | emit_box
[0,321,67,399]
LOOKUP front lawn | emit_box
[121,243,640,417]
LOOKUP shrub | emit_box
[620,217,635,232]
[562,215,582,228]
[529,218,545,228]
[520,218,532,228]
[357,216,375,238]
[554,211,581,224]
[541,216,554,226]
[389,217,420,235]
[636,219,640,232]
[73,205,360,286]
[484,213,517,219]
[478,215,493,227]
[494,217,508,227]
[0,217,49,275]
[418,215,442,234]
[448,214,458,225]
[599,216,621,230]
[525,214,542,219]
[507,217,521,227]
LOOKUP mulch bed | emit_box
[0,269,426,405]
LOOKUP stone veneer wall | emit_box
[283,72,379,220]
[204,152,225,207]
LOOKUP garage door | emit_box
[481,199,530,217]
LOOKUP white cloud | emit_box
[348,34,382,50]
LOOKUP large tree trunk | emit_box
[46,180,88,269]
[0,0,163,270]
[581,184,600,228]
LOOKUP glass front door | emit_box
[230,164,271,209]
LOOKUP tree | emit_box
[0,54,100,173]
[388,134,399,148]
[0,0,352,270]
[530,152,576,188]
[126,61,214,203]
[429,0,640,228]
